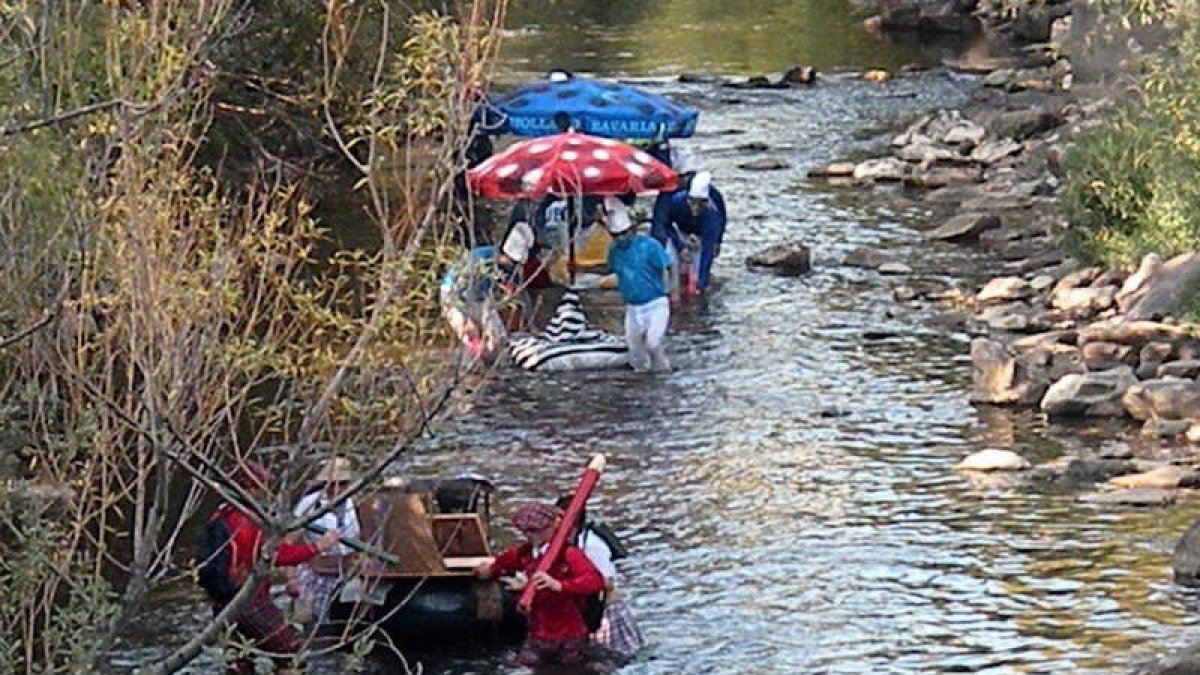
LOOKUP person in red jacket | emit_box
[476,501,605,669]
[215,461,340,675]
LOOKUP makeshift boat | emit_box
[508,291,629,371]
[318,475,524,643]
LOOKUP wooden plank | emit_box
[355,491,447,576]
[431,514,490,557]
[443,555,493,570]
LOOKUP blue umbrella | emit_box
[486,74,699,140]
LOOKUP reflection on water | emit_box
[502,0,961,76]
[113,4,1200,675]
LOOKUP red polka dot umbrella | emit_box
[466,131,678,199]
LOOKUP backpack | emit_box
[193,513,239,603]
[581,590,606,633]
[585,522,628,561]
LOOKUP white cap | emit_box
[548,70,572,82]
[672,147,698,175]
[501,221,535,263]
[603,197,633,235]
[689,171,712,200]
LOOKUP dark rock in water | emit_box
[783,65,817,85]
[736,141,771,152]
[1062,458,1138,486]
[746,242,812,276]
[739,158,791,171]
[843,246,892,270]
[724,76,789,90]
[975,107,1066,141]
[678,72,719,84]
[1133,641,1200,675]
[863,329,900,340]
[1174,518,1200,586]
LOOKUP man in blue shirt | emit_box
[604,197,674,372]
[651,160,726,295]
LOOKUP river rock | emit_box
[896,143,962,164]
[1081,342,1133,371]
[974,304,1029,332]
[1050,285,1117,316]
[678,72,720,84]
[878,262,913,275]
[1079,488,1177,507]
[977,277,1033,305]
[1112,464,1198,489]
[976,107,1066,141]
[808,162,857,178]
[1158,360,1200,379]
[878,0,977,33]
[1051,267,1101,295]
[969,138,1023,164]
[1126,252,1200,320]
[942,120,987,147]
[1116,253,1163,313]
[905,166,985,189]
[853,157,908,182]
[1142,418,1192,438]
[746,242,812,276]
[1077,321,1190,346]
[1029,275,1056,293]
[956,448,1031,472]
[739,158,791,171]
[1040,367,1137,417]
[927,212,1000,242]
[1175,518,1200,586]
[1123,379,1200,421]
[1141,341,1176,364]
[1062,458,1138,485]
[843,247,892,269]
[970,337,1049,405]
[783,65,817,85]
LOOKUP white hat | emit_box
[672,147,698,175]
[689,171,712,200]
[501,221,535,263]
[602,197,633,235]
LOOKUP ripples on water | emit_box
[114,9,1200,675]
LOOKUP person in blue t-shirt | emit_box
[604,197,675,372]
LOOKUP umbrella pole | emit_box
[568,195,577,285]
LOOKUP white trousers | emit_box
[624,296,670,372]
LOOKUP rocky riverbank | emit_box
[804,2,1200,672]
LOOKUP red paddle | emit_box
[517,454,607,613]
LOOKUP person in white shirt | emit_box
[292,457,362,627]
[556,497,644,661]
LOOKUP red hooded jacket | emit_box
[487,542,604,641]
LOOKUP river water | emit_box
[114,1,1200,673]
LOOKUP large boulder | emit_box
[1041,367,1137,417]
[746,242,812,276]
[1125,252,1200,320]
[1122,379,1200,421]
[970,337,1049,405]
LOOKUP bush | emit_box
[1060,9,1200,268]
